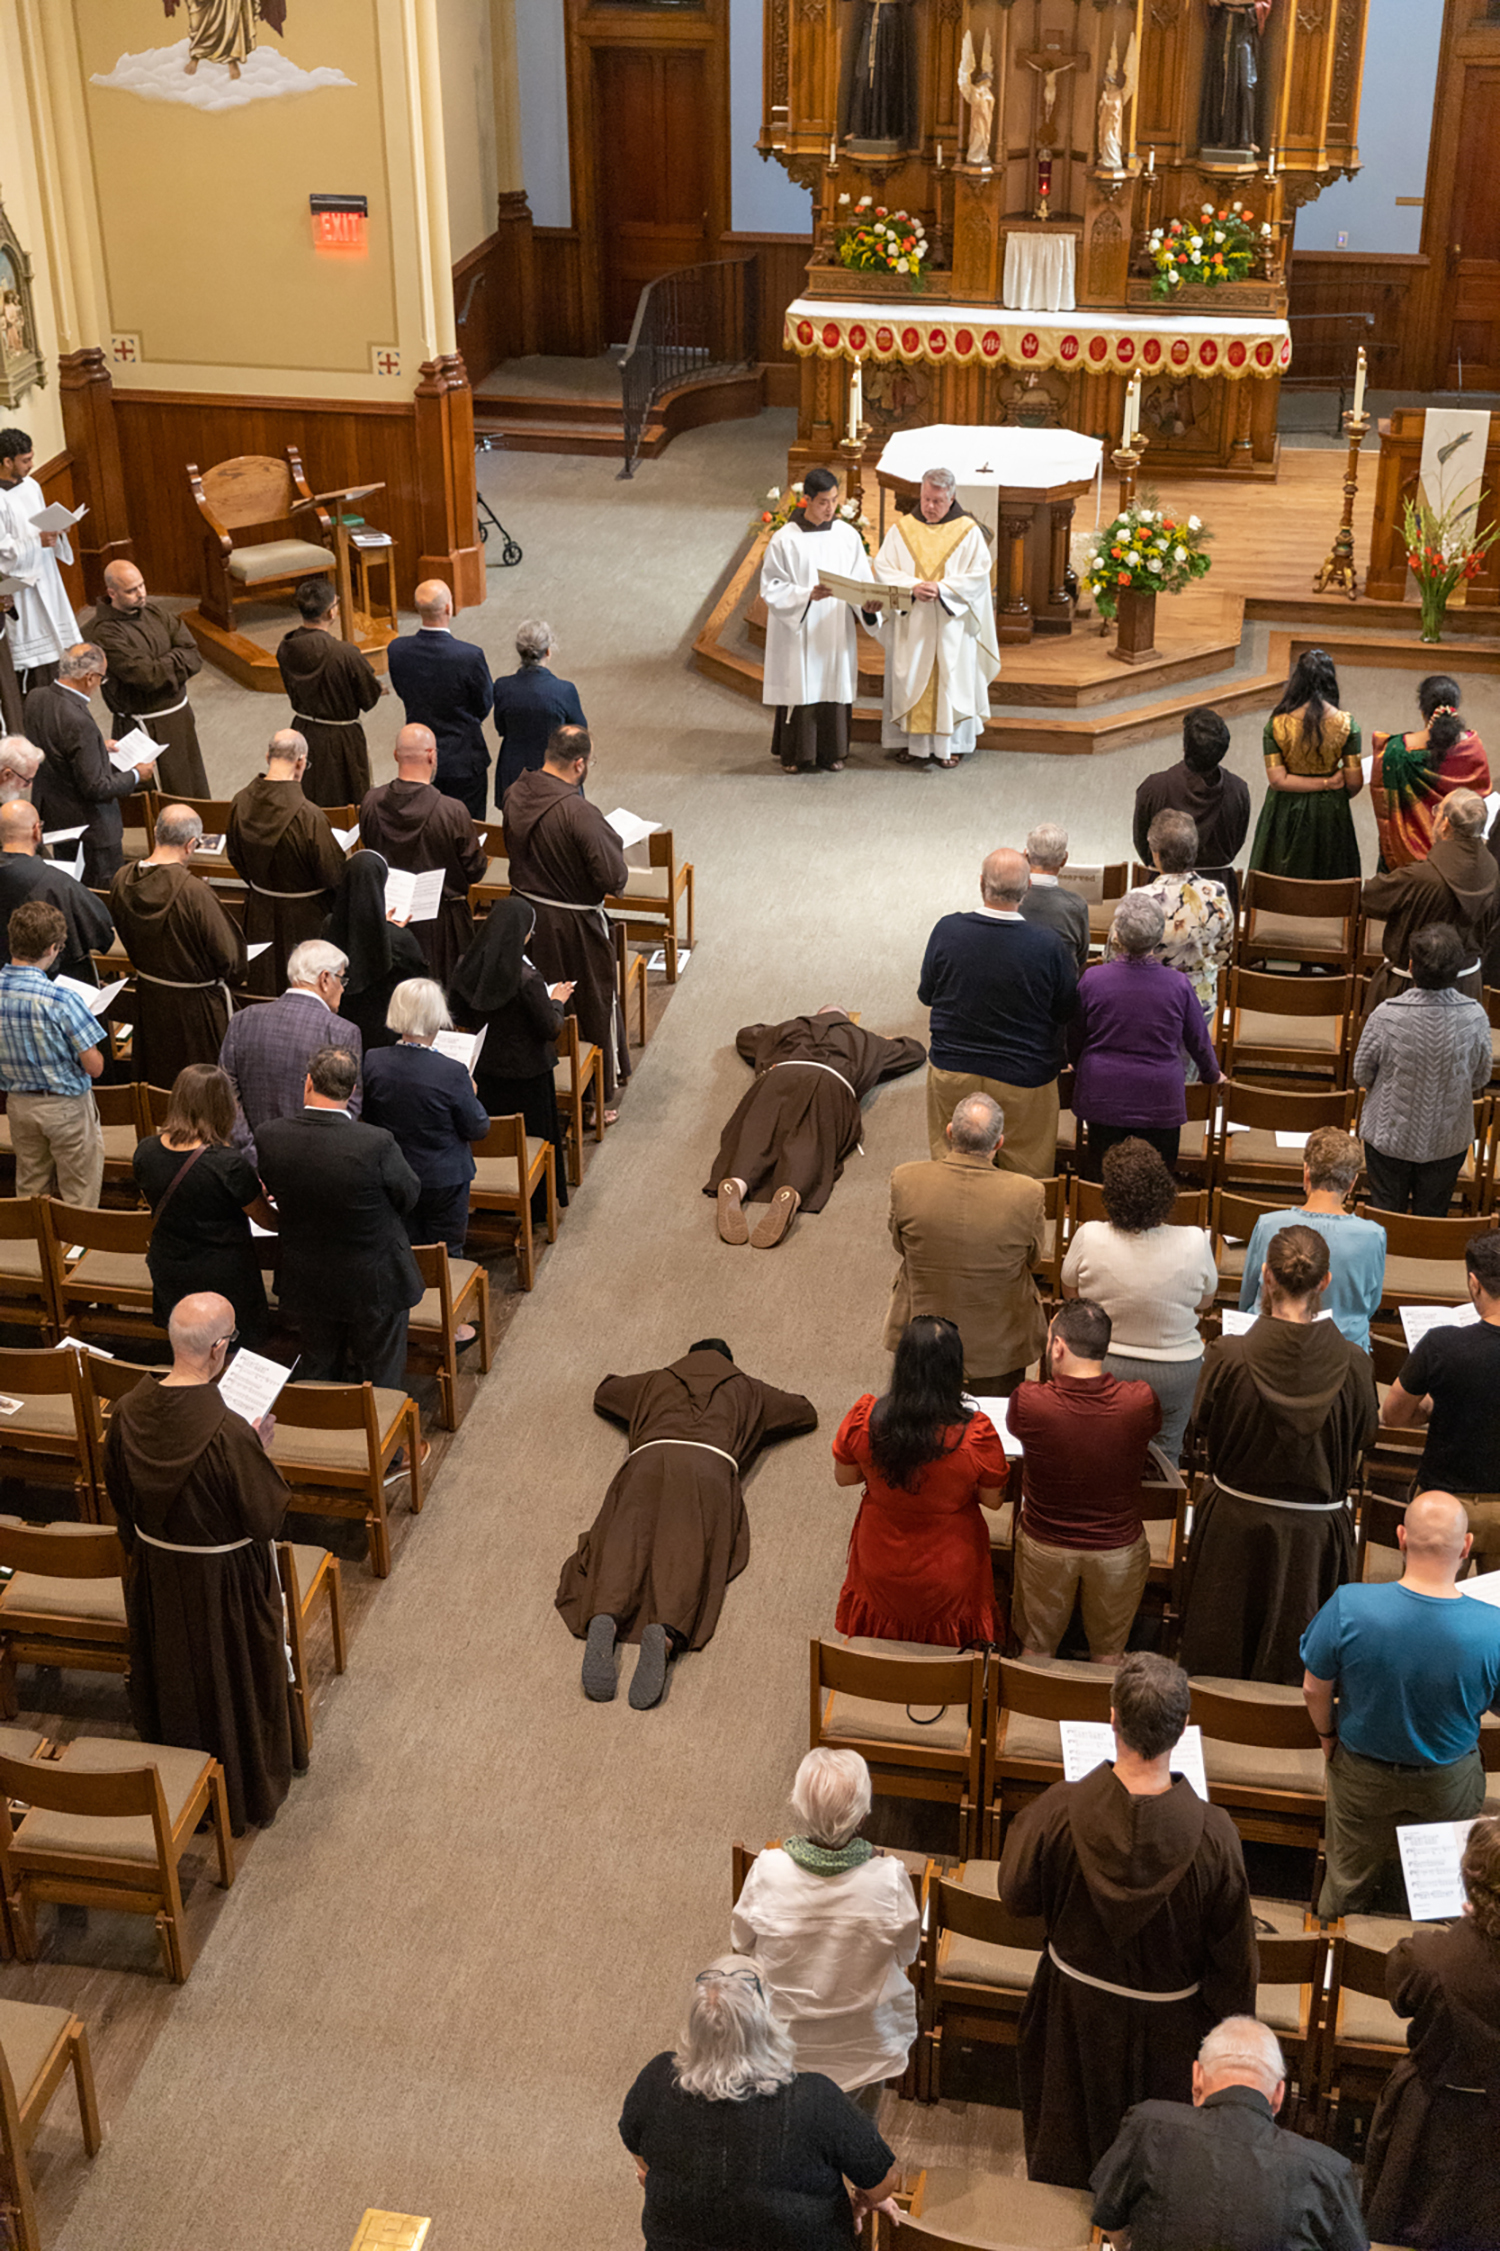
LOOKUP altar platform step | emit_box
[473,353,762,460]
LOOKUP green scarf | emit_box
[784,1834,875,1875]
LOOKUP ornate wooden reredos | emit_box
[762,0,1368,476]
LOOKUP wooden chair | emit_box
[0,1345,95,1515]
[1209,1186,1295,1308]
[0,1202,60,1343]
[1211,1082,1358,1195]
[1029,1176,1066,1299]
[1358,1204,1498,1313]
[1056,862,1129,955]
[877,2169,1096,2251]
[169,798,239,884]
[187,448,336,633]
[1054,1066,1079,1178]
[1483,986,1500,1091]
[40,1199,162,1348]
[1251,1895,1329,2131]
[117,791,154,863]
[0,1736,233,1982]
[986,1657,1114,1852]
[71,1352,156,1526]
[1187,1676,1327,1853]
[923,1864,1045,2103]
[605,828,695,982]
[0,2000,102,2251]
[405,1241,492,1429]
[1176,1076,1218,1188]
[1354,1487,1408,1582]
[1222,969,1358,1089]
[553,1013,605,1185]
[1239,871,1363,973]
[95,1081,149,1202]
[468,1113,557,1292]
[87,950,136,1069]
[1321,1915,1433,2120]
[616,922,648,1051]
[276,1540,347,1749]
[268,1380,422,1580]
[810,1639,990,1859]
[0,1518,128,1719]
[1067,1175,1209,1233]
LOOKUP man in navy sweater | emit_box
[918,846,1078,1176]
[491,618,586,811]
[385,579,493,819]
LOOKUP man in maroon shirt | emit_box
[1006,1298,1162,1662]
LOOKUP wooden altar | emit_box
[760,0,1370,483]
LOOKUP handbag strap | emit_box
[153,1142,209,1226]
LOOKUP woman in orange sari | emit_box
[1372,674,1491,871]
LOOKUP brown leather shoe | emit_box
[750,1185,800,1248]
[716,1179,749,1245]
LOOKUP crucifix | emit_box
[1021,48,1083,220]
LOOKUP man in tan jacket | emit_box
[884,1092,1049,1395]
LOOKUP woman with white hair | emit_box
[359,979,490,1296]
[489,617,586,808]
[619,1954,901,2251]
[731,1749,920,2105]
[1070,890,1222,1179]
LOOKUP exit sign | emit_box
[310,194,368,252]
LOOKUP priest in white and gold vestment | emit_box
[874,467,1000,768]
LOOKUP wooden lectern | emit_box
[293,483,400,655]
[1367,409,1500,607]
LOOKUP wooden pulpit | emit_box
[1367,409,1500,607]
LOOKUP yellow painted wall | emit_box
[438,0,499,261]
[0,0,67,462]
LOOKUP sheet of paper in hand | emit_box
[1398,1817,1477,1921]
[110,726,161,772]
[965,1395,1024,1456]
[1059,1719,1209,1800]
[604,808,660,870]
[54,975,127,1017]
[819,569,912,614]
[384,867,444,922]
[28,501,87,532]
[432,1025,486,1073]
[331,825,361,852]
[1399,1301,1480,1350]
[218,1348,295,1428]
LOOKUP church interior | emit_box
[0,2,1497,2248]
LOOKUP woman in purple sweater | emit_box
[1071,892,1222,1179]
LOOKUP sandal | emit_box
[717,1179,750,1245]
[750,1185,801,1249]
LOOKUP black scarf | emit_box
[449,896,533,1017]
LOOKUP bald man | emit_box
[275,575,383,808]
[226,729,346,993]
[917,845,1078,1175]
[89,559,209,798]
[0,797,113,984]
[358,723,486,983]
[110,802,246,1085]
[384,577,493,818]
[1302,1490,1500,1916]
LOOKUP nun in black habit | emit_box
[322,849,427,1054]
[448,897,571,1210]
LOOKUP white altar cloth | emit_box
[1003,232,1077,313]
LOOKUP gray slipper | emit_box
[629,1623,672,1710]
[582,1614,618,1702]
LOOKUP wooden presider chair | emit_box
[187,446,337,633]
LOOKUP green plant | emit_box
[1081,495,1213,622]
[833,196,927,291]
[1402,488,1500,642]
[1147,201,1267,298]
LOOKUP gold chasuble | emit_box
[895,515,979,733]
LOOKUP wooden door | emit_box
[1442,63,1500,385]
[592,46,710,345]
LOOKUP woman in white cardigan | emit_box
[730,1749,920,2110]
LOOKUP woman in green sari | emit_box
[1249,648,1364,881]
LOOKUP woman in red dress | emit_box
[833,1317,1009,1647]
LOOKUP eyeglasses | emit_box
[215,1327,238,1352]
[695,1966,764,1997]
[324,971,347,987]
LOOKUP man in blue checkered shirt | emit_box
[0,898,106,1204]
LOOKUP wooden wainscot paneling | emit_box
[1288,250,1426,393]
[34,452,86,615]
[720,229,812,409]
[532,227,589,357]
[452,191,538,388]
[58,349,133,600]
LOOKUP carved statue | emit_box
[844,0,916,150]
[957,28,996,167]
[1199,0,1273,157]
[1096,33,1137,171]
[1026,54,1078,142]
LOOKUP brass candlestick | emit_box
[1113,433,1149,515]
[1313,410,1370,599]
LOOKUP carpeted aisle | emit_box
[45,414,1499,2251]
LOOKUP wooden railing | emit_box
[618,255,759,479]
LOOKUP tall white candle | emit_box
[936,142,944,169]
[1352,346,1367,421]
[1267,144,1277,179]
[829,135,837,163]
[1147,146,1155,177]
[1121,375,1136,447]
[848,361,863,442]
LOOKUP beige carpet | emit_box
[13,411,1493,2251]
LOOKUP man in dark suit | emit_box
[385,579,493,819]
[254,1043,424,1392]
[1019,823,1090,971]
[26,642,159,886]
[490,618,586,811]
[0,797,114,984]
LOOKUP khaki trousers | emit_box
[1013,1527,1151,1658]
[926,1067,1059,1177]
[1318,1742,1486,1919]
[7,1090,104,1207]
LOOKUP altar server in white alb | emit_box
[760,466,880,775]
[875,465,1000,770]
[0,427,79,694]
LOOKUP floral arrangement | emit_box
[1402,489,1500,641]
[1147,201,1269,297]
[834,195,927,289]
[752,483,873,553]
[1081,495,1213,622]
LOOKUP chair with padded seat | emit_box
[0,1519,128,1720]
[616,922,648,1052]
[986,1656,1114,1853]
[467,1113,557,1292]
[1056,862,1128,956]
[1239,871,1363,974]
[1354,1488,1408,1584]
[1053,1067,1079,1179]
[405,1241,492,1430]
[879,2167,1096,2251]
[1250,1895,1329,2131]
[0,1998,102,2251]
[0,1201,60,1342]
[1320,1914,1437,2122]
[276,1540,347,1749]
[1068,1174,1209,1235]
[1223,969,1358,1090]
[0,1343,96,1515]
[922,1863,1045,2103]
[40,1198,162,1349]
[553,1013,605,1186]
[1029,1176,1066,1300]
[1360,1343,1424,1507]
[1357,1204,1497,1314]
[186,448,336,634]
[1188,1676,1327,1853]
[1210,1081,1358,1196]
[811,1639,991,1860]
[268,1379,422,1580]
[605,828,695,983]
[0,1735,233,1982]
[1209,1186,1298,1308]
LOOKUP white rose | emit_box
[766,486,781,501]
[896,258,910,272]
[1147,557,1163,574]
[1138,510,1153,523]
[1174,545,1188,563]
[1212,230,1224,244]
[838,194,850,206]
[1188,514,1201,531]
[1261,222,1273,236]
[792,482,803,494]
[1201,202,1214,214]
[1231,201,1243,213]
[1170,271,1182,286]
